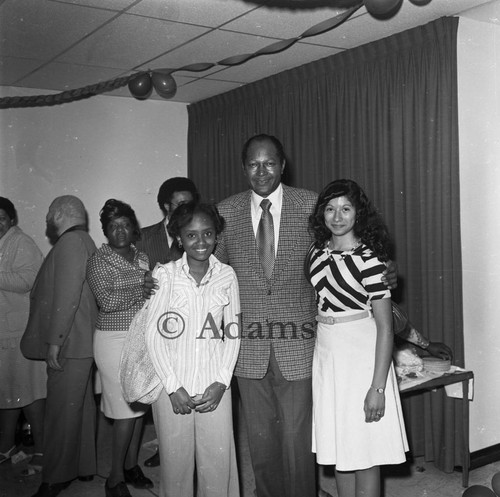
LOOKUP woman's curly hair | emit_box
[99,198,141,241]
[308,179,393,262]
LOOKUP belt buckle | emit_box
[325,316,336,325]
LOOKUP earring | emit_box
[177,239,182,248]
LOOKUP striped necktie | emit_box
[256,199,275,279]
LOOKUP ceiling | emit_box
[0,0,498,104]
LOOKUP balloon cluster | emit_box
[460,472,500,497]
[128,70,177,101]
[364,0,432,18]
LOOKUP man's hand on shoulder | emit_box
[382,260,398,290]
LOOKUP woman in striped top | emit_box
[146,201,241,497]
[306,179,408,497]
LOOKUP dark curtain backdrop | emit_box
[188,17,463,472]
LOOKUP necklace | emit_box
[326,239,362,260]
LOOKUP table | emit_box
[399,369,474,487]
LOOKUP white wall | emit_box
[458,13,500,451]
[0,87,188,254]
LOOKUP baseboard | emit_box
[460,444,500,471]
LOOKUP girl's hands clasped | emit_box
[193,382,226,413]
[364,388,385,423]
[169,387,196,415]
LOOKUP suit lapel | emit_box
[272,185,306,286]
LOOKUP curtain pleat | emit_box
[188,16,462,472]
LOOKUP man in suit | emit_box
[136,177,199,269]
[216,134,318,497]
[21,195,98,497]
[216,134,396,497]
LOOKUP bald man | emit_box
[21,196,98,497]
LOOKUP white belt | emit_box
[316,310,370,325]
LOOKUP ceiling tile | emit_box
[0,56,45,85]
[313,0,494,50]
[55,13,211,70]
[138,29,279,77]
[128,0,259,27]
[208,41,342,84]
[454,0,500,23]
[0,0,117,60]
[171,77,243,103]
[220,4,356,39]
[47,0,138,10]
[16,61,128,92]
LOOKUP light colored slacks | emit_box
[152,387,240,497]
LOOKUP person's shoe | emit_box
[31,481,71,497]
[144,450,160,467]
[123,465,154,489]
[104,480,131,497]
[77,475,94,482]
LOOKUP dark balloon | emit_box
[364,0,402,17]
[128,73,153,100]
[152,72,177,99]
[409,0,432,5]
[492,472,500,496]
[462,485,496,497]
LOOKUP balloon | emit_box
[492,472,500,496]
[462,485,496,497]
[152,72,177,99]
[128,73,152,100]
[364,0,403,17]
[409,0,432,5]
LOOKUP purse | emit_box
[119,300,163,404]
[391,301,409,334]
[119,265,173,404]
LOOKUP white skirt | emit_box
[312,314,408,471]
[94,329,147,420]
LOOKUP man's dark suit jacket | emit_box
[21,228,97,360]
[136,221,182,269]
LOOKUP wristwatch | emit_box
[371,386,385,394]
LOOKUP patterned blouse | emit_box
[308,243,390,313]
[87,244,149,331]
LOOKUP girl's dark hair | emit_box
[167,202,225,244]
[99,199,141,241]
[0,197,17,224]
[308,179,392,262]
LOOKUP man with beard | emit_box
[21,195,98,497]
